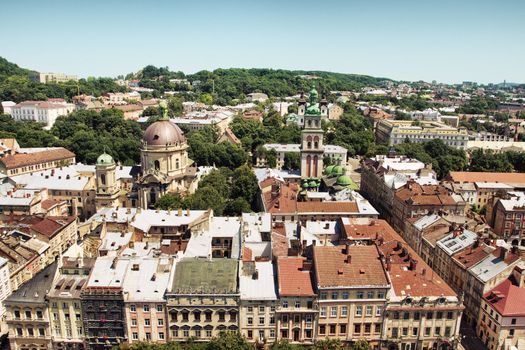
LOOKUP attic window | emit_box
[359,269,365,274]
[153,135,159,140]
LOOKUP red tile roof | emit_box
[448,171,525,185]
[0,148,75,169]
[313,245,389,288]
[483,278,525,316]
[297,201,358,214]
[277,257,315,297]
[41,199,67,211]
[31,216,76,239]
[395,182,457,206]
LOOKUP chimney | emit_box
[421,268,426,277]
[302,240,307,252]
[252,270,259,280]
[386,254,392,271]
[499,247,508,260]
[186,208,190,216]
[177,208,182,216]
[301,260,312,271]
[409,259,418,271]
[345,254,352,264]
[312,240,316,246]
[345,243,351,255]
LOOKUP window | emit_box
[436,311,443,319]
[414,312,420,320]
[342,291,349,299]
[158,319,164,326]
[16,328,22,336]
[259,330,264,340]
[206,330,212,337]
[413,327,418,336]
[247,306,253,313]
[375,323,381,334]
[357,291,364,299]
[295,301,300,308]
[218,311,225,322]
[510,329,515,336]
[392,327,398,337]
[320,307,327,317]
[435,327,441,336]
[270,329,275,338]
[27,328,34,336]
[14,310,20,319]
[319,325,326,335]
[131,319,137,326]
[447,311,454,319]
[159,332,165,340]
[36,310,43,319]
[377,292,385,299]
[426,312,433,319]
[445,327,451,337]
[402,327,408,336]
[39,328,45,336]
[76,314,81,321]
[248,317,253,326]
[195,330,201,338]
[393,311,400,320]
[157,305,163,312]
[183,330,189,337]
[145,318,150,326]
[356,306,362,316]
[25,310,32,319]
[270,316,275,325]
[146,332,152,340]
[331,291,338,299]
[132,332,138,340]
[259,317,265,325]
[282,301,288,308]
[259,306,265,313]
[330,307,337,317]
[366,306,373,316]
[376,306,382,316]
[341,306,348,317]
[329,324,336,335]
[320,292,327,300]
[340,324,347,334]
[512,318,517,325]
[143,305,150,312]
[130,305,136,312]
[403,312,410,320]
[367,291,374,299]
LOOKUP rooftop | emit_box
[239,261,277,301]
[170,258,238,294]
[483,273,525,316]
[277,257,315,297]
[123,257,173,302]
[0,148,74,170]
[313,245,389,288]
[448,171,525,187]
[5,262,58,304]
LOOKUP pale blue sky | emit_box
[1,0,524,84]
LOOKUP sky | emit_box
[1,0,524,84]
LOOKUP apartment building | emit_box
[2,99,75,129]
[123,257,172,344]
[81,256,129,349]
[48,257,95,350]
[29,216,77,264]
[0,147,76,177]
[4,263,58,350]
[239,260,277,345]
[486,191,525,244]
[0,257,12,335]
[391,181,466,233]
[166,258,239,341]
[477,266,525,350]
[276,257,317,344]
[313,244,390,347]
[29,72,78,83]
[375,120,469,149]
[360,155,437,221]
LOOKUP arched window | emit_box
[154,160,160,170]
[307,120,312,127]
[176,159,180,169]
[100,174,106,186]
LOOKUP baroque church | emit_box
[94,102,200,210]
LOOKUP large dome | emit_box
[143,120,186,146]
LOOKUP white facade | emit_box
[3,100,75,129]
[0,257,12,335]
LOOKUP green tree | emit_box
[283,152,301,170]
[352,339,372,350]
[313,338,346,350]
[231,165,260,207]
[192,187,226,215]
[271,339,300,350]
[205,332,252,350]
[154,194,187,210]
[224,197,252,216]
[266,149,278,168]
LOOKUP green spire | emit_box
[306,84,321,115]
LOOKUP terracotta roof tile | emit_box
[297,201,358,214]
[30,216,76,239]
[448,171,525,186]
[0,148,75,169]
[277,257,315,297]
[314,245,388,288]
[483,277,525,316]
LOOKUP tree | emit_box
[266,149,278,168]
[231,165,260,207]
[352,340,372,350]
[199,93,214,106]
[271,339,300,350]
[205,332,252,350]
[313,338,346,350]
[283,152,301,170]
[224,197,252,216]
[154,194,187,210]
[192,187,226,215]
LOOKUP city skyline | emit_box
[1,0,524,84]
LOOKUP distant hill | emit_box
[0,57,35,80]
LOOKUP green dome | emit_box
[324,165,335,175]
[336,175,353,186]
[308,180,318,188]
[332,165,346,176]
[97,152,114,166]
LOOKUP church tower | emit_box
[300,86,324,178]
[95,151,120,209]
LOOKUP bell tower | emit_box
[300,85,324,178]
[95,151,120,209]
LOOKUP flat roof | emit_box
[170,258,238,295]
[239,261,277,301]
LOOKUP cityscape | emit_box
[0,1,524,350]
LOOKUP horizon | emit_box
[1,0,524,85]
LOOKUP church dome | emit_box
[336,175,353,186]
[143,120,186,146]
[324,165,335,175]
[97,152,114,166]
[332,165,346,176]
